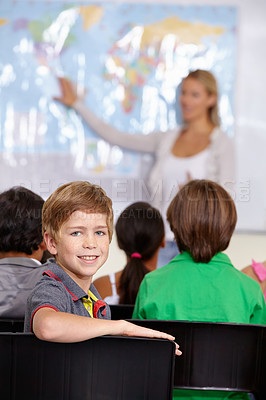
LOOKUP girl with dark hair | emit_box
[93,202,165,304]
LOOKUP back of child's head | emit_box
[116,201,165,304]
[0,186,44,255]
[42,181,113,242]
[167,179,237,263]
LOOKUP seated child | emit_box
[0,186,47,318]
[133,179,266,400]
[93,201,165,304]
[24,181,181,354]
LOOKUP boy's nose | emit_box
[83,234,97,248]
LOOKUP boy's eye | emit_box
[96,231,105,236]
[71,231,81,236]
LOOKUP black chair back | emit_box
[0,318,24,332]
[110,304,134,319]
[130,319,266,400]
[0,333,175,400]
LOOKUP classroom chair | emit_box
[109,304,134,320]
[0,318,24,332]
[130,319,266,400]
[0,332,175,400]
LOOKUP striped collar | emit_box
[42,259,89,302]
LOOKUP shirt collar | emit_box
[30,258,42,265]
[170,251,232,266]
[43,259,88,301]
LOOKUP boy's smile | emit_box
[45,210,109,292]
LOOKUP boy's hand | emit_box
[119,320,182,356]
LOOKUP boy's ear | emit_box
[44,232,58,256]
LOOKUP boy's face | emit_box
[45,210,109,292]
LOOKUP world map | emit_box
[0,2,237,176]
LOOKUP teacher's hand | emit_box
[53,77,79,107]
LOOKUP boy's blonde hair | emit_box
[42,181,113,242]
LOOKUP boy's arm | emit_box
[33,308,182,355]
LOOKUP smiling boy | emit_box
[46,210,109,295]
[24,181,181,352]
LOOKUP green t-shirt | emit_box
[133,252,266,400]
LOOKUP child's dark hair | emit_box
[116,201,164,304]
[0,186,44,255]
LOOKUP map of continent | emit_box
[0,2,237,176]
[104,15,225,112]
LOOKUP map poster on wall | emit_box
[0,2,237,203]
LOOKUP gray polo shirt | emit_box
[0,257,46,318]
[24,259,111,332]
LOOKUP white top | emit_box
[103,272,120,305]
[161,148,210,240]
